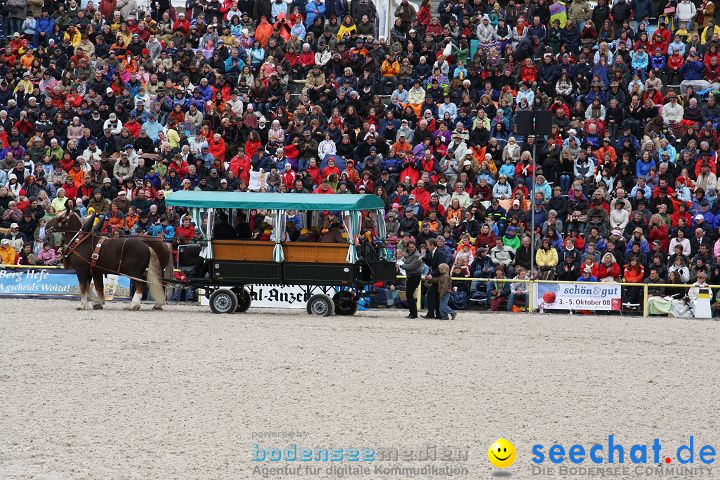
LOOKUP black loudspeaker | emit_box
[534,111,553,136]
[515,111,534,135]
[514,111,553,136]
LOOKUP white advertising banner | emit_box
[201,284,336,309]
[535,282,622,311]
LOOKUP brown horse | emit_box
[46,210,166,310]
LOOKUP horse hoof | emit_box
[93,304,103,310]
[152,305,163,311]
[125,305,141,311]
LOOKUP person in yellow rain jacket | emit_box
[380,53,401,94]
[536,238,559,280]
[0,239,17,265]
[63,25,82,47]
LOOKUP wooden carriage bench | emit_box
[212,240,349,264]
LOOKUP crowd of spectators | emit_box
[1,0,720,313]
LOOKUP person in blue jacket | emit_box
[160,216,175,242]
[650,48,666,71]
[35,10,55,47]
[680,52,705,93]
[625,228,650,255]
[635,153,656,179]
[631,45,649,81]
[305,0,326,26]
[695,203,716,230]
[195,78,214,102]
[577,265,598,282]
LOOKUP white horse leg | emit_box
[78,284,90,310]
[129,291,142,310]
[88,285,104,309]
[91,274,105,308]
[96,286,106,306]
[87,281,98,302]
[81,291,88,310]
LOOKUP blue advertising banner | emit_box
[0,268,131,298]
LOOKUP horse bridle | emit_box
[47,213,85,258]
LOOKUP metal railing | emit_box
[398,275,719,317]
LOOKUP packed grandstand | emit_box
[0,0,720,314]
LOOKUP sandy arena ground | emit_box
[1,298,719,480]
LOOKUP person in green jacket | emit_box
[502,226,521,251]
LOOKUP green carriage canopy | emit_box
[166,191,387,263]
[165,191,385,211]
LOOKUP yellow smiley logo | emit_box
[488,438,516,469]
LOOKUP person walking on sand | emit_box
[429,263,457,320]
[402,241,424,318]
[423,238,445,318]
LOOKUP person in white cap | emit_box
[103,112,123,135]
[5,222,25,252]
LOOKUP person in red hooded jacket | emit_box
[667,50,684,84]
[306,158,322,186]
[355,170,375,193]
[124,115,142,137]
[647,214,669,252]
[168,155,189,177]
[670,201,692,228]
[172,12,190,33]
[322,157,341,179]
[62,177,79,200]
[298,43,315,74]
[410,180,431,211]
[175,216,196,242]
[229,153,252,185]
[342,159,360,184]
[314,178,335,193]
[281,164,297,189]
[60,154,75,172]
[273,13,291,42]
[648,32,668,55]
[284,139,300,164]
[597,252,621,281]
[208,133,226,162]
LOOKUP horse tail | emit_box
[163,245,174,298]
[163,243,174,280]
[147,247,166,307]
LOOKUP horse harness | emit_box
[91,237,108,268]
[64,233,128,272]
[54,215,175,288]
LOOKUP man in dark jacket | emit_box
[252,0,272,21]
[399,210,420,238]
[402,241,424,318]
[351,0,376,24]
[423,238,445,319]
[610,0,631,31]
[556,251,580,281]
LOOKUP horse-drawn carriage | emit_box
[166,192,396,315]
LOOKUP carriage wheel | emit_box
[235,288,252,313]
[209,289,238,314]
[306,294,334,317]
[333,291,358,316]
